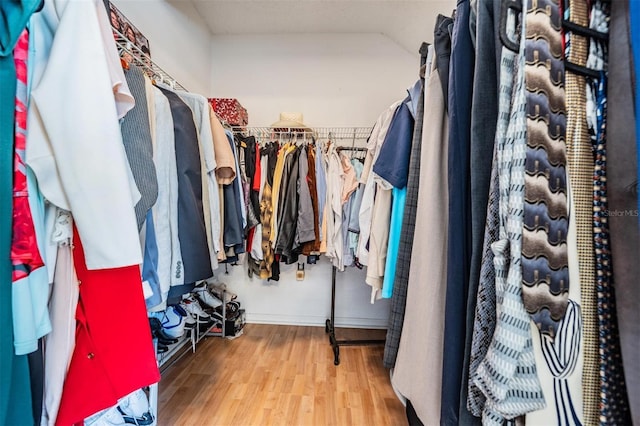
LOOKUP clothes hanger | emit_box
[562,19,608,43]
[561,0,607,80]
[565,61,603,79]
[499,0,521,53]
[499,0,603,79]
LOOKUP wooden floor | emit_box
[157,324,408,426]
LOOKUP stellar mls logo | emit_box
[602,209,639,217]
[175,261,182,279]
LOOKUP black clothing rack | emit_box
[228,129,382,365]
[325,265,386,366]
[324,144,385,366]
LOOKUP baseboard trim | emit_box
[245,313,388,329]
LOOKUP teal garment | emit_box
[1,1,43,424]
[381,187,407,298]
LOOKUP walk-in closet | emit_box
[1,0,638,425]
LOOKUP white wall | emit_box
[210,33,419,127]
[112,0,212,95]
[108,4,403,328]
[218,256,392,329]
[210,33,420,327]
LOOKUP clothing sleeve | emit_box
[372,101,415,189]
[210,106,236,184]
[95,0,134,119]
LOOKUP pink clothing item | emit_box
[340,153,358,204]
[11,29,44,282]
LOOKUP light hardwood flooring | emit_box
[157,324,408,426]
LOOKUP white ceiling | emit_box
[173,0,456,53]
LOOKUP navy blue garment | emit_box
[222,132,245,263]
[373,95,415,189]
[434,14,455,112]
[158,87,213,285]
[459,0,502,424]
[441,0,475,424]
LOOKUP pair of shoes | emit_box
[148,317,179,345]
[225,301,241,314]
[192,285,222,309]
[149,306,186,339]
[176,300,197,328]
[206,281,237,303]
[118,389,154,425]
[181,295,211,318]
[84,405,125,426]
[198,318,215,334]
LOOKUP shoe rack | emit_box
[155,288,228,373]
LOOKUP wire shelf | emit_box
[113,28,188,92]
[231,126,373,142]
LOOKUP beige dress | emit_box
[391,54,449,423]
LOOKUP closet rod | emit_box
[231,126,373,141]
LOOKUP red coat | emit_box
[55,227,160,425]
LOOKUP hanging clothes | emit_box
[460,0,503,421]
[608,0,640,422]
[42,226,77,426]
[315,142,328,247]
[391,50,449,424]
[345,158,364,266]
[25,2,161,424]
[384,41,431,370]
[301,144,321,256]
[375,81,419,299]
[325,144,345,270]
[585,3,631,423]
[157,87,212,289]
[441,0,476,421]
[221,130,245,263]
[27,0,142,271]
[295,146,315,251]
[55,227,160,426]
[259,142,279,280]
[275,146,301,263]
[269,143,291,251]
[121,64,158,231]
[149,85,179,310]
[210,109,236,184]
[177,91,222,271]
[472,9,546,423]
[357,101,400,267]
[11,28,51,360]
[0,2,43,424]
